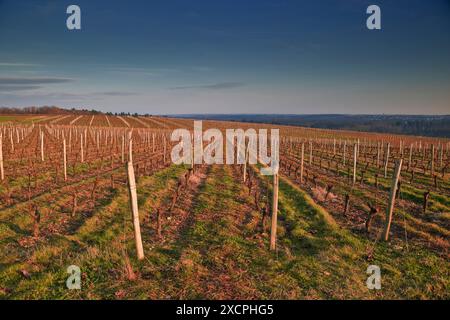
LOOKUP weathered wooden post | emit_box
[243,142,248,183]
[0,133,4,181]
[270,172,279,251]
[69,129,72,151]
[431,144,435,176]
[152,133,155,153]
[40,131,44,162]
[63,139,67,181]
[163,135,167,164]
[191,134,195,173]
[400,140,404,158]
[10,129,14,153]
[80,133,84,163]
[352,143,357,184]
[121,134,125,163]
[300,142,304,183]
[383,159,403,241]
[84,129,87,152]
[408,144,413,171]
[128,131,133,163]
[309,141,313,166]
[376,141,380,168]
[384,143,390,178]
[126,161,144,260]
[343,141,347,166]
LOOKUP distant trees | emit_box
[0,106,68,114]
[0,106,102,115]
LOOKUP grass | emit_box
[0,164,448,299]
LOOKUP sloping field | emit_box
[0,114,448,299]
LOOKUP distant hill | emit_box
[173,114,450,138]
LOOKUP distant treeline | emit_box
[0,106,101,115]
[174,114,450,138]
[0,106,155,117]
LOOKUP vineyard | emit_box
[0,114,448,299]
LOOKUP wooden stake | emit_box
[0,133,4,181]
[40,131,44,162]
[128,131,133,163]
[163,135,167,164]
[270,173,279,251]
[243,142,248,183]
[383,159,403,241]
[431,144,435,175]
[376,141,380,168]
[80,133,84,163]
[63,139,67,181]
[121,134,125,163]
[352,143,357,184]
[10,130,14,153]
[309,141,312,166]
[126,161,144,260]
[300,142,304,183]
[408,144,413,171]
[343,141,346,166]
[384,143,390,178]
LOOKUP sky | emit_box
[0,0,449,114]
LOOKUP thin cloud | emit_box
[0,77,73,85]
[95,91,138,96]
[0,90,138,99]
[108,67,157,76]
[0,85,41,92]
[169,82,245,90]
[0,63,42,67]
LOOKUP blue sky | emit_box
[0,0,449,114]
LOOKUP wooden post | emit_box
[383,159,403,241]
[343,141,346,166]
[126,161,144,260]
[376,142,380,168]
[270,173,279,251]
[300,142,304,183]
[40,131,44,162]
[121,134,125,163]
[400,140,404,158]
[408,144,413,171]
[191,135,194,172]
[0,133,4,181]
[309,141,313,166]
[10,130,14,153]
[352,143,357,184]
[163,135,167,164]
[152,133,155,153]
[243,142,248,183]
[80,133,84,163]
[384,143,390,178]
[63,139,67,181]
[431,144,435,175]
[128,131,133,163]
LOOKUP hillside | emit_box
[174,114,450,138]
